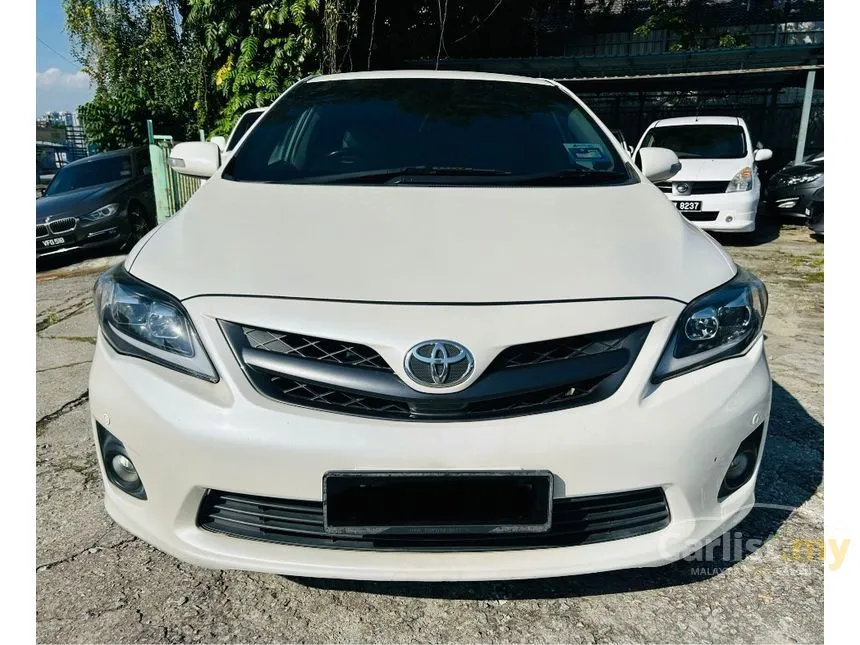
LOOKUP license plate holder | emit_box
[323,470,553,536]
[675,200,702,212]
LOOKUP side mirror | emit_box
[210,135,227,152]
[754,148,773,162]
[639,147,681,183]
[40,187,46,197]
[168,142,221,179]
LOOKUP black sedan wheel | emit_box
[124,206,152,250]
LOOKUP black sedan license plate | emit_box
[675,201,702,212]
[323,471,553,536]
[41,237,65,247]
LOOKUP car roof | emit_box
[241,107,267,115]
[306,69,555,86]
[61,146,142,168]
[650,116,742,128]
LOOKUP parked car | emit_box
[90,71,771,582]
[633,116,772,233]
[766,150,824,218]
[37,147,156,258]
[806,186,824,239]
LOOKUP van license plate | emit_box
[675,201,702,212]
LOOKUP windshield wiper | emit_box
[507,168,630,186]
[298,166,513,185]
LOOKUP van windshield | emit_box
[223,78,632,186]
[642,125,747,159]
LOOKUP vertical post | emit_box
[199,129,205,142]
[794,70,816,164]
[147,119,172,224]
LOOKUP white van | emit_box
[634,116,772,233]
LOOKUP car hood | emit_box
[773,162,823,178]
[129,179,736,304]
[670,158,751,182]
[36,181,125,222]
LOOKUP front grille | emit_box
[221,322,651,421]
[492,328,630,369]
[197,487,670,552]
[656,181,729,195]
[682,211,720,222]
[242,326,391,371]
[47,217,78,234]
[36,224,49,238]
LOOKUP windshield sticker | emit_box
[564,143,609,162]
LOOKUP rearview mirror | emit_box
[638,147,681,183]
[754,148,773,162]
[210,135,227,152]
[168,142,221,179]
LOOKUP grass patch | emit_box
[804,271,824,283]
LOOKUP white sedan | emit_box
[89,70,771,581]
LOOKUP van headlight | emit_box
[652,269,767,382]
[726,167,753,192]
[94,264,218,382]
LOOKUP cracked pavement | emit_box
[36,226,824,643]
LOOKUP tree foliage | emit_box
[64,0,201,149]
[64,0,823,148]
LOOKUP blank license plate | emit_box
[41,237,65,247]
[675,201,702,212]
[323,471,553,536]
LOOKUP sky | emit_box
[36,0,94,117]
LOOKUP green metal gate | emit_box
[146,120,205,223]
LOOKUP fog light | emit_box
[110,454,140,484]
[718,424,764,500]
[778,200,797,209]
[97,423,147,500]
[726,216,734,223]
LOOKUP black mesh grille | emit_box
[492,328,630,369]
[197,487,671,552]
[242,326,391,371]
[48,217,77,234]
[223,321,651,422]
[36,224,49,238]
[267,376,411,416]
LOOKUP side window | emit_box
[135,149,151,177]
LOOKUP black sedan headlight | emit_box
[653,269,767,382]
[94,264,218,381]
[783,172,823,186]
[81,203,120,223]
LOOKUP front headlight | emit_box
[784,172,823,186]
[726,167,753,192]
[653,269,767,382]
[94,265,218,382]
[81,203,120,223]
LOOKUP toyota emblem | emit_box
[404,340,474,387]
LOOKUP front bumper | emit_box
[667,190,759,233]
[36,217,129,257]
[89,297,772,581]
[766,182,822,217]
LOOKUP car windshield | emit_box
[224,78,631,185]
[45,155,132,196]
[642,125,747,159]
[226,111,264,151]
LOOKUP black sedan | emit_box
[766,150,824,218]
[806,187,823,239]
[37,147,156,258]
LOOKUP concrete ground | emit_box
[35,224,824,643]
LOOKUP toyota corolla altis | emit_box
[89,71,771,581]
